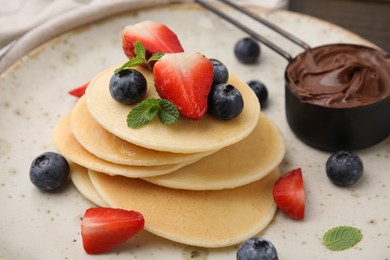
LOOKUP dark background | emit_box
[288,0,390,51]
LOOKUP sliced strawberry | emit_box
[122,21,184,60]
[68,82,89,98]
[272,168,305,220]
[81,207,144,254]
[153,52,214,120]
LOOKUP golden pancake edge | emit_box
[89,167,279,248]
[143,112,285,190]
[85,65,260,153]
[71,96,216,166]
[52,114,200,178]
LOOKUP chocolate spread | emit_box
[286,44,390,108]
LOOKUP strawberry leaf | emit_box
[158,99,180,125]
[323,226,362,251]
[127,98,179,128]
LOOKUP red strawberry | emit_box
[272,168,305,220]
[81,207,144,254]
[122,21,184,60]
[153,52,214,120]
[69,82,89,98]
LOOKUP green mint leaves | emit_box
[113,41,174,128]
[323,226,362,251]
[115,41,164,74]
[127,98,179,128]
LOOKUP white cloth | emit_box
[0,0,288,73]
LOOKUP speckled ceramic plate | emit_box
[0,3,389,260]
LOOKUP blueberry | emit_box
[208,83,244,120]
[237,237,278,260]
[30,152,70,191]
[326,150,364,187]
[210,58,229,86]
[234,37,261,64]
[247,80,268,107]
[109,69,147,105]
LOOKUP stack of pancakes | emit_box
[52,65,285,248]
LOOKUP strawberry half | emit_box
[68,81,89,98]
[153,52,214,120]
[272,168,305,220]
[81,207,144,254]
[122,21,184,60]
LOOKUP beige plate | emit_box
[143,113,285,190]
[1,3,389,259]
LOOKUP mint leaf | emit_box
[149,52,165,62]
[115,41,164,74]
[127,98,160,128]
[127,98,179,128]
[323,226,362,251]
[114,56,145,74]
[134,40,146,60]
[158,99,180,125]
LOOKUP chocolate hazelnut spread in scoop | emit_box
[285,44,390,151]
[196,0,390,150]
[286,44,390,108]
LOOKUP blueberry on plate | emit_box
[208,83,244,120]
[210,58,229,86]
[247,80,268,107]
[326,150,364,187]
[30,152,70,192]
[109,69,147,105]
[237,237,278,260]
[234,37,261,64]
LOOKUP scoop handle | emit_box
[195,0,311,62]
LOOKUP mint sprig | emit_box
[323,226,363,251]
[115,41,164,74]
[127,98,179,128]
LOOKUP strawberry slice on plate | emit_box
[272,168,305,220]
[68,81,89,98]
[81,207,144,254]
[122,20,184,60]
[153,52,214,120]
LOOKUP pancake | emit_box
[52,114,198,178]
[86,65,260,153]
[69,162,108,207]
[89,168,279,248]
[71,96,215,166]
[143,113,285,190]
